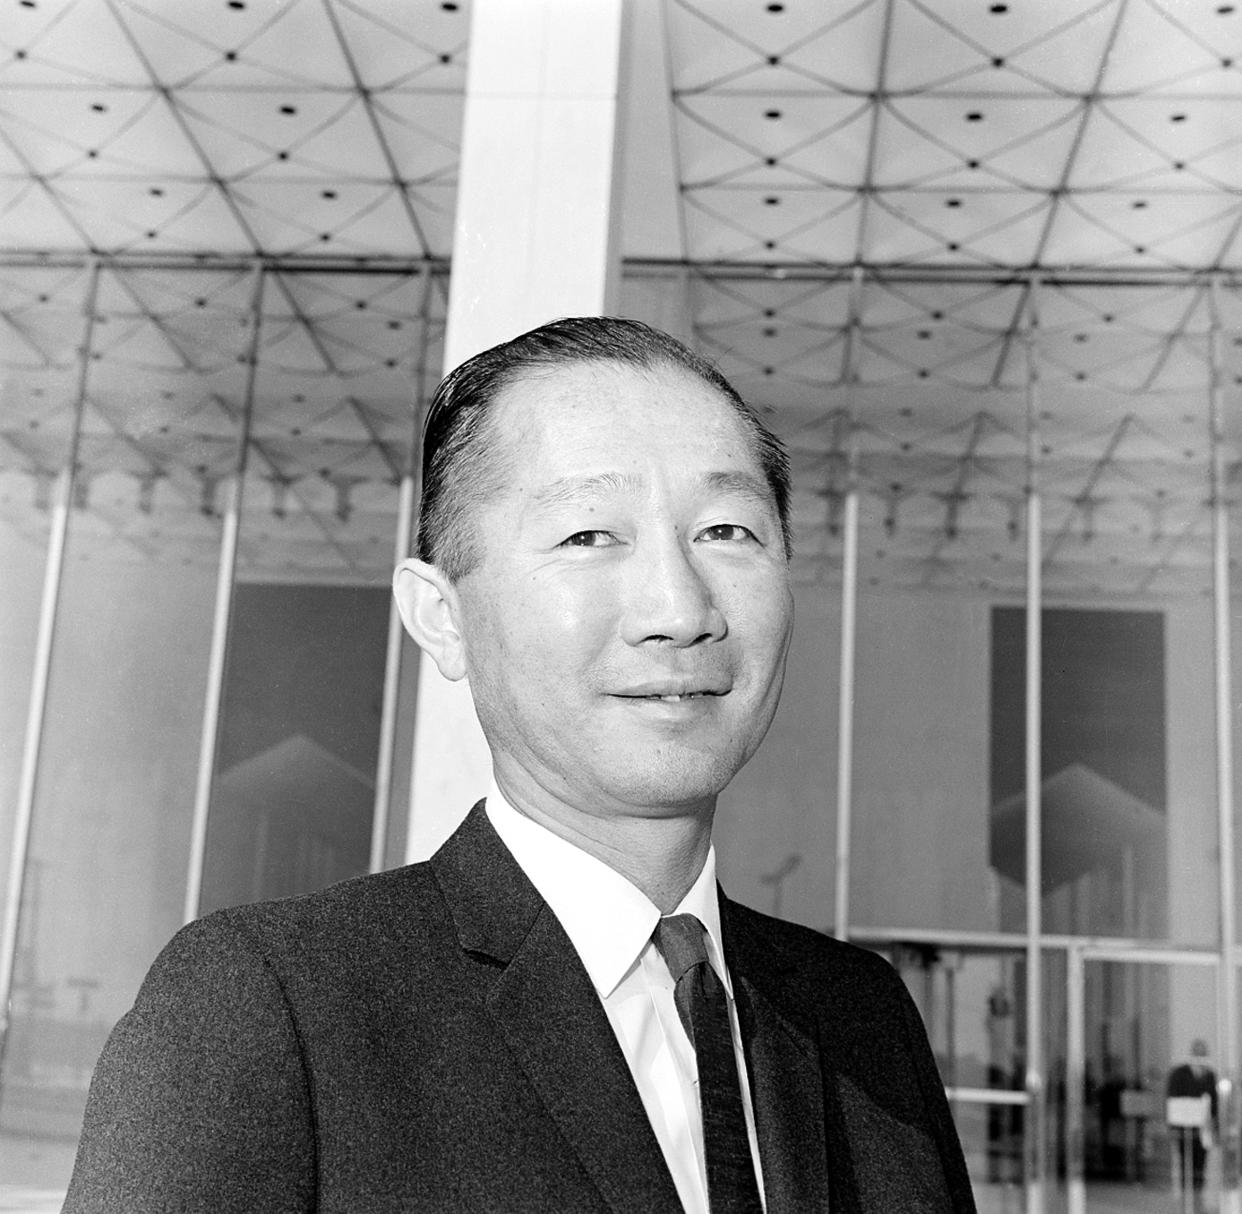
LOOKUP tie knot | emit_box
[653,913,708,983]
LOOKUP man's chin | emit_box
[586,757,745,818]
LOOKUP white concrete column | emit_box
[405,0,629,861]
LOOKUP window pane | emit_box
[0,266,246,1191]
[705,272,848,931]
[851,279,1029,935]
[198,270,439,913]
[1035,282,1215,946]
[890,946,1028,1201]
[1079,960,1218,1213]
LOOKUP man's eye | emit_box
[699,523,757,543]
[560,530,618,548]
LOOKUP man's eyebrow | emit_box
[531,472,640,509]
[702,470,776,510]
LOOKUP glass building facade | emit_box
[3,260,1242,1214]
[5,2,1242,1212]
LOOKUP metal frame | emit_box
[1210,273,1240,1214]
[368,262,434,874]
[1024,279,1047,1214]
[833,265,865,942]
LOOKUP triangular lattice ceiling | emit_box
[2,0,1241,594]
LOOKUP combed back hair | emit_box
[416,316,792,581]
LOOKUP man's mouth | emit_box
[615,689,728,701]
[637,692,717,701]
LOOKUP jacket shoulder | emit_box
[725,898,905,1000]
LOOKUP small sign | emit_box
[1167,1095,1210,1128]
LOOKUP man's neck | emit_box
[493,772,714,913]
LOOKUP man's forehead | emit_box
[490,358,745,443]
[530,468,774,512]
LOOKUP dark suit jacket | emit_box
[65,803,975,1212]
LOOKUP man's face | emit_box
[448,359,794,825]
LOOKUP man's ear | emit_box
[393,558,467,682]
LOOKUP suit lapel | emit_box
[432,804,683,1214]
[723,896,832,1214]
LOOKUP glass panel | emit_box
[852,278,1030,935]
[704,271,848,931]
[0,265,245,1193]
[198,270,437,913]
[0,263,88,958]
[892,946,1028,1207]
[0,264,91,1197]
[1080,959,1219,1214]
[1037,283,1215,946]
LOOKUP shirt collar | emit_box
[485,781,729,1000]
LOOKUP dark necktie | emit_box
[653,914,764,1214]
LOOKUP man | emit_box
[65,317,975,1212]
[1167,1038,1218,1213]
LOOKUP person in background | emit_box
[1167,1038,1218,1214]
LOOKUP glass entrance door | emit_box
[889,943,1030,1212]
[1066,947,1219,1214]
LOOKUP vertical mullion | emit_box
[1066,946,1085,1214]
[370,265,433,873]
[1210,273,1240,1214]
[834,266,864,941]
[1024,275,1046,1214]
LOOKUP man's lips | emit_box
[611,683,730,701]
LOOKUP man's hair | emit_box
[416,316,792,580]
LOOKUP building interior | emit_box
[3,0,1242,1210]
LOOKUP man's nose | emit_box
[620,535,727,647]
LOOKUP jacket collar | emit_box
[430,802,684,1214]
[429,800,547,963]
[430,804,835,1214]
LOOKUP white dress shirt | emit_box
[485,784,765,1214]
